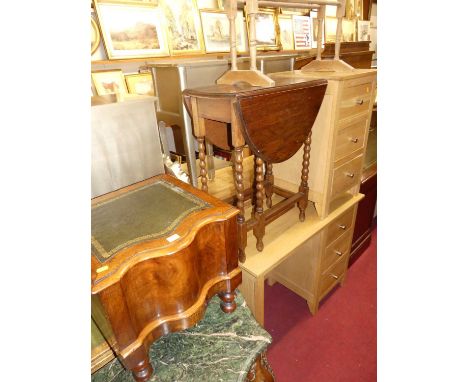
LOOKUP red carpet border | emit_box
[264,228,377,382]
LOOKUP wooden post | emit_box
[227,0,238,71]
[216,0,275,86]
[316,5,325,61]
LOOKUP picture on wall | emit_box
[92,69,128,95]
[357,20,370,41]
[292,15,312,50]
[278,14,294,51]
[160,0,205,54]
[200,10,247,53]
[247,9,279,51]
[94,1,169,59]
[125,73,155,96]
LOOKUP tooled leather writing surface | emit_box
[92,179,210,263]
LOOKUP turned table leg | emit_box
[298,131,312,222]
[253,156,265,252]
[197,136,208,193]
[233,147,247,263]
[131,355,153,382]
[264,162,274,209]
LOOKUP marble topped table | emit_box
[92,292,273,382]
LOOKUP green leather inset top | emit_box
[92,180,210,263]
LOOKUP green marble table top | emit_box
[92,179,210,263]
[92,292,272,382]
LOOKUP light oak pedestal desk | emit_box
[270,69,377,219]
[238,193,363,325]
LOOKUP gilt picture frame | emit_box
[246,8,279,51]
[94,1,169,59]
[91,17,100,55]
[125,73,155,95]
[200,10,247,53]
[92,69,129,95]
[160,0,205,54]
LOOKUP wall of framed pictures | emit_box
[91,0,327,63]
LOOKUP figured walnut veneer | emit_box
[91,174,241,381]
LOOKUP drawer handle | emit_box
[346,172,355,178]
[335,250,343,256]
[356,99,364,105]
[338,224,347,230]
[330,273,339,280]
[350,137,359,143]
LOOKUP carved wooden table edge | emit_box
[91,174,242,382]
[183,79,327,263]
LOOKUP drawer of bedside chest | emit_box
[319,255,348,298]
[338,80,373,121]
[322,230,353,272]
[334,116,367,162]
[330,154,363,198]
[325,207,354,245]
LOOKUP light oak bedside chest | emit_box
[270,69,377,219]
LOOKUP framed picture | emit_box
[91,69,128,95]
[160,0,205,54]
[345,0,355,19]
[94,1,169,59]
[247,9,279,51]
[277,14,294,51]
[91,17,100,55]
[125,73,155,95]
[325,17,355,42]
[310,9,325,49]
[357,20,370,41]
[200,10,247,53]
[292,15,312,50]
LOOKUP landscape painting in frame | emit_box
[160,0,205,54]
[278,14,294,51]
[94,1,169,59]
[200,10,247,53]
[92,70,128,95]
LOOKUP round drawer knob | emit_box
[335,250,343,256]
[350,137,359,143]
[330,274,339,280]
[338,224,347,230]
[356,99,364,105]
[346,172,355,178]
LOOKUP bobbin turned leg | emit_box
[233,147,247,263]
[197,137,208,192]
[130,355,153,382]
[298,131,312,222]
[264,162,274,208]
[253,156,265,252]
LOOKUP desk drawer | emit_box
[325,207,354,245]
[334,117,367,162]
[322,230,352,272]
[319,255,348,298]
[330,154,363,198]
